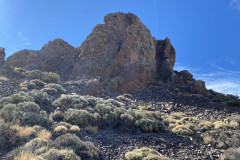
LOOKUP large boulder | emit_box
[0,47,5,63]
[72,12,156,93]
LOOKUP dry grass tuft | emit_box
[203,135,216,145]
[229,120,239,128]
[70,125,80,133]
[213,121,229,129]
[198,121,213,130]
[0,76,9,81]
[37,129,52,139]
[138,105,151,110]
[54,126,68,135]
[18,126,34,138]
[14,150,38,160]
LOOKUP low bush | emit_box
[120,109,165,133]
[26,70,60,84]
[172,124,194,136]
[17,102,40,112]
[69,125,80,134]
[44,83,66,94]
[54,126,68,136]
[23,138,51,155]
[125,147,169,160]
[41,88,58,95]
[0,123,21,152]
[27,90,49,105]
[0,92,34,109]
[41,148,81,160]
[0,104,18,122]
[64,109,99,127]
[53,133,100,159]
[53,95,89,110]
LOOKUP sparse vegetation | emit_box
[172,124,194,136]
[125,147,169,160]
[54,126,68,136]
[37,129,52,139]
[44,83,66,94]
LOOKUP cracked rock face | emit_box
[155,37,176,82]
[0,47,5,63]
[73,12,156,93]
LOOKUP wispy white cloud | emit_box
[21,42,31,46]
[174,63,200,72]
[18,31,27,41]
[18,32,22,36]
[229,0,240,10]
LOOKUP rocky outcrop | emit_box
[0,47,5,63]
[72,12,156,93]
[155,38,176,82]
[6,12,208,95]
[6,49,37,68]
[6,39,78,80]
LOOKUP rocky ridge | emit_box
[5,12,207,95]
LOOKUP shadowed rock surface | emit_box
[6,12,207,95]
[0,47,5,63]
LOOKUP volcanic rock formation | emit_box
[0,47,5,63]
[6,12,207,95]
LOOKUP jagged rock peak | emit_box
[41,38,76,52]
[103,12,143,26]
[0,47,5,62]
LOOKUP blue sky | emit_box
[0,0,240,96]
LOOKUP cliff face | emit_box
[5,12,207,95]
[72,12,156,93]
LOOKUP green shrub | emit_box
[54,133,99,159]
[28,90,49,105]
[0,104,18,122]
[104,99,121,107]
[135,118,165,133]
[17,102,40,112]
[26,70,60,84]
[64,109,99,127]
[0,92,34,109]
[95,104,124,128]
[29,79,46,89]
[0,123,21,152]
[44,83,66,94]
[53,95,89,110]
[120,109,165,133]
[20,112,49,127]
[41,88,58,95]
[23,138,50,155]
[50,110,64,121]
[41,148,81,160]
[125,147,169,160]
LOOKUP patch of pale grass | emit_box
[19,126,34,138]
[37,129,52,139]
